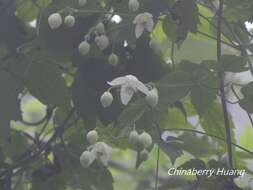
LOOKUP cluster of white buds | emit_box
[129,130,153,162]
[80,130,112,168]
[48,13,76,30]
[78,22,110,56]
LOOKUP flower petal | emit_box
[134,80,149,95]
[107,76,126,86]
[120,85,135,105]
[135,24,145,39]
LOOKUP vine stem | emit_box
[163,128,253,156]
[217,0,233,168]
[155,146,160,190]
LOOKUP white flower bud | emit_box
[129,130,139,144]
[108,53,119,66]
[95,35,110,50]
[149,39,162,55]
[78,0,87,7]
[48,13,62,30]
[64,15,75,27]
[138,132,152,148]
[100,91,113,108]
[86,130,98,145]
[128,0,140,12]
[78,41,90,56]
[145,88,159,108]
[140,149,149,162]
[80,150,95,168]
[95,22,105,35]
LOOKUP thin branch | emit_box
[163,128,253,156]
[0,108,76,178]
[155,147,160,190]
[197,30,238,49]
[217,0,233,168]
[171,42,176,71]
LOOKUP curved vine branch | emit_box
[216,0,233,168]
[163,128,253,156]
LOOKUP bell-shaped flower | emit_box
[91,142,112,166]
[133,12,154,38]
[108,75,149,105]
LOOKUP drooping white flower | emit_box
[91,142,112,166]
[133,12,154,38]
[107,75,149,105]
[80,150,95,168]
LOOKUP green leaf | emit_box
[190,85,216,116]
[173,0,200,41]
[0,70,23,139]
[179,61,218,115]
[178,133,217,157]
[24,53,71,111]
[162,15,178,43]
[239,82,253,113]
[178,159,206,170]
[200,103,235,151]
[221,55,247,73]
[116,100,147,128]
[157,71,193,105]
[224,0,253,22]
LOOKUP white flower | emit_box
[107,75,149,105]
[133,12,154,38]
[91,142,112,166]
[95,35,110,50]
[48,13,62,30]
[80,150,95,168]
